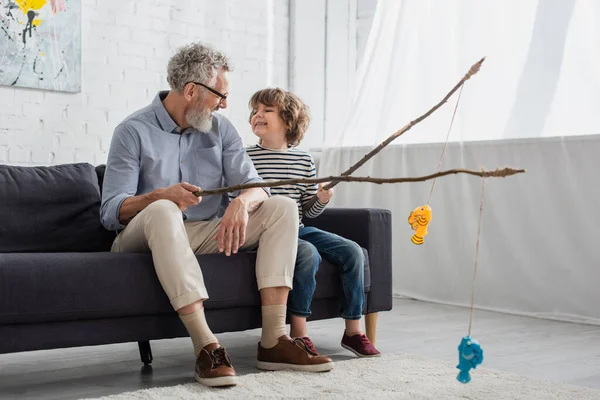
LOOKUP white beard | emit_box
[185,106,213,133]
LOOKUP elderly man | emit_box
[100,42,333,388]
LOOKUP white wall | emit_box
[320,0,377,150]
[288,0,326,151]
[0,0,289,166]
[291,0,377,151]
[0,0,380,166]
[356,0,377,67]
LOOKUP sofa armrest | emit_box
[303,208,393,313]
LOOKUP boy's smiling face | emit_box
[251,102,287,142]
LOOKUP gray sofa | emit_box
[0,162,393,364]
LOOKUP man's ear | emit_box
[182,83,196,101]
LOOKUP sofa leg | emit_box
[138,340,153,365]
[365,312,379,346]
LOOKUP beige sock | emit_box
[179,307,218,357]
[260,305,288,349]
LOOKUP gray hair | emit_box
[166,42,232,92]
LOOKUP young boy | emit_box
[243,87,381,357]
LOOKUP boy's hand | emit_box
[316,182,334,204]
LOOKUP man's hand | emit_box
[216,197,249,256]
[160,182,202,211]
[118,182,201,224]
[316,182,334,204]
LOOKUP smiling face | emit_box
[250,102,288,143]
[247,88,311,148]
[184,69,230,132]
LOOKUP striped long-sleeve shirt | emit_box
[237,144,327,226]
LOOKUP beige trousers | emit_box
[111,196,299,310]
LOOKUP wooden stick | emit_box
[325,57,485,190]
[192,166,524,197]
[300,57,485,211]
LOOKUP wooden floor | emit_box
[1,298,599,400]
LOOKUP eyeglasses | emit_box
[188,81,228,103]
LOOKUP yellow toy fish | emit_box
[408,205,432,245]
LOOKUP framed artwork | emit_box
[0,0,81,93]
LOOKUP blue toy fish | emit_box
[456,336,483,383]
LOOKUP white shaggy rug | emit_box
[86,353,600,400]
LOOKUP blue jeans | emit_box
[287,226,365,320]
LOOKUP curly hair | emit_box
[166,42,232,91]
[248,88,311,147]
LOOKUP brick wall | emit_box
[0,0,289,166]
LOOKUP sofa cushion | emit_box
[0,250,370,324]
[0,163,115,252]
[95,164,106,192]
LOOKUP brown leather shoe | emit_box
[195,346,238,387]
[256,336,334,372]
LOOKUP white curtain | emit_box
[318,0,600,324]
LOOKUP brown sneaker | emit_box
[256,337,334,372]
[195,346,238,387]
